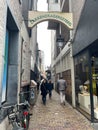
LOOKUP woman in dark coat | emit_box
[47,80,54,99]
[40,79,48,105]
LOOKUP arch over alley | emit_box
[28,11,73,30]
[28,10,74,108]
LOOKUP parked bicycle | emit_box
[18,100,32,130]
[0,101,32,130]
[0,104,24,130]
[19,91,34,130]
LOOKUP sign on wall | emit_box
[28,11,73,29]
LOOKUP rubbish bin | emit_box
[30,80,37,105]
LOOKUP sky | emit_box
[37,0,51,68]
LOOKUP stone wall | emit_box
[0,0,31,129]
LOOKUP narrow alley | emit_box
[29,90,94,130]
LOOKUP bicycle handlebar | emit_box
[0,100,30,110]
[18,100,30,108]
[0,104,17,110]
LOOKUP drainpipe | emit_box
[70,42,76,107]
[69,0,76,107]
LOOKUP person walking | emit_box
[57,76,67,105]
[47,80,54,99]
[40,79,48,105]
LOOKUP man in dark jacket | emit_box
[57,76,67,105]
[40,79,48,105]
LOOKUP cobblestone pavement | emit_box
[28,90,94,130]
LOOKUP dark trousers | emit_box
[49,91,52,98]
[42,95,46,105]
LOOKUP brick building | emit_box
[0,0,38,129]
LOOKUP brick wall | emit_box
[0,0,31,129]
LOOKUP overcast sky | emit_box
[37,0,51,68]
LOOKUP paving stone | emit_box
[28,90,94,130]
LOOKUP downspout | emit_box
[69,0,76,107]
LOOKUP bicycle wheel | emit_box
[22,111,30,130]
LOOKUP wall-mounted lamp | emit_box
[56,35,65,48]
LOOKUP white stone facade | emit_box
[48,0,86,107]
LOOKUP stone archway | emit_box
[28,11,73,30]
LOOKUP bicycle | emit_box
[18,100,32,130]
[19,90,33,130]
[0,104,24,130]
